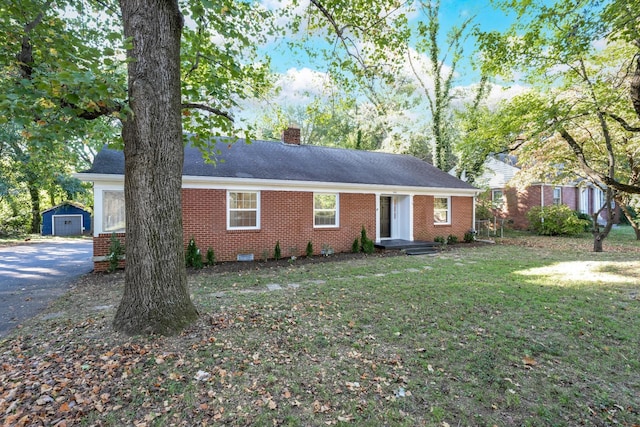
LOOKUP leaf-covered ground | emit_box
[1,230,640,426]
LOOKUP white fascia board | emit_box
[181,175,480,197]
[74,173,124,184]
[74,173,479,197]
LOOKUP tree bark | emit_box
[114,0,198,335]
[28,182,41,234]
[619,203,640,240]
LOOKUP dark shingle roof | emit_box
[84,138,476,190]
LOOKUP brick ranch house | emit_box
[476,156,618,229]
[79,129,479,271]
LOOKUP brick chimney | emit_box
[282,125,301,145]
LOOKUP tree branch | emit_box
[59,99,123,120]
[558,126,640,194]
[182,103,234,122]
[602,111,640,132]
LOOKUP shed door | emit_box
[53,215,82,236]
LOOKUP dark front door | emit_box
[380,196,391,239]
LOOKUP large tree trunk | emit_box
[591,191,615,253]
[28,181,41,234]
[114,0,198,335]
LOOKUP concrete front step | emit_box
[404,247,439,256]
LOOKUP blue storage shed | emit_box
[41,202,92,236]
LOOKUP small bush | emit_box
[447,234,458,244]
[360,226,369,251]
[206,248,215,266]
[351,238,360,253]
[527,205,590,236]
[107,233,125,273]
[575,211,593,232]
[363,238,375,254]
[185,237,203,269]
[434,236,446,245]
[274,241,281,260]
[464,230,475,243]
[306,241,313,257]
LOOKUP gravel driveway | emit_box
[0,238,93,337]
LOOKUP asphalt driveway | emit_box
[0,238,93,337]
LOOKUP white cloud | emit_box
[592,38,608,51]
[273,67,333,105]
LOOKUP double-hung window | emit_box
[228,191,259,229]
[553,187,562,205]
[492,189,504,208]
[103,190,125,233]
[314,193,339,227]
[434,196,451,225]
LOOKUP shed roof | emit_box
[83,137,477,191]
[41,201,91,214]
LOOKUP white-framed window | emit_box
[103,190,125,233]
[227,191,260,229]
[492,189,504,208]
[553,187,562,205]
[434,196,451,225]
[314,193,339,227]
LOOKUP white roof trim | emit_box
[77,173,480,197]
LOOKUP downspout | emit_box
[540,184,545,224]
[472,195,476,233]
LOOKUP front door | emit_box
[380,196,391,239]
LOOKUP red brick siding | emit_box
[181,189,375,261]
[413,196,473,241]
[93,190,475,268]
[563,186,579,211]
[93,233,126,272]
[495,185,611,230]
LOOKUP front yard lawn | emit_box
[2,230,639,426]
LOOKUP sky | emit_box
[240,0,528,135]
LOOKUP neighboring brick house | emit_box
[78,129,478,271]
[476,156,617,229]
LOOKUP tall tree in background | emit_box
[408,0,475,171]
[2,0,272,335]
[1,1,119,233]
[477,0,640,251]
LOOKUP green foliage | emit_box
[464,230,475,243]
[358,226,375,254]
[274,241,281,261]
[185,238,203,269]
[306,241,313,257]
[447,234,458,245]
[575,211,594,232]
[526,206,591,236]
[206,248,215,266]
[107,233,125,273]
[351,238,360,253]
[360,226,368,250]
[434,236,446,245]
[362,238,375,255]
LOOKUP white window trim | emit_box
[553,186,562,205]
[227,190,260,230]
[492,189,504,208]
[313,193,340,228]
[434,196,451,225]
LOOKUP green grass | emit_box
[1,230,639,426]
